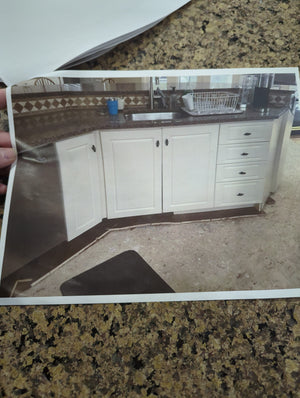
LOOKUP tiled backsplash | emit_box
[0,109,8,131]
[12,92,149,115]
[12,90,294,116]
[268,92,293,107]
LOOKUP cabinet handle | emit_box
[91,145,96,152]
[244,132,251,136]
[165,139,169,146]
[156,140,160,147]
[241,152,248,156]
[239,171,246,175]
[237,193,244,196]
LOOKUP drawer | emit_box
[215,180,265,207]
[216,162,267,182]
[219,122,273,144]
[217,142,270,164]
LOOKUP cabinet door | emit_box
[56,132,104,241]
[101,129,162,219]
[163,125,219,212]
[270,110,294,192]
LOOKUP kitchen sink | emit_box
[124,112,186,121]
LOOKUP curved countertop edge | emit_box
[14,106,290,151]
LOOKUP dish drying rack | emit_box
[182,91,242,116]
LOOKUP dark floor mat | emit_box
[60,250,175,296]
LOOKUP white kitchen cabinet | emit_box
[217,142,270,164]
[56,115,287,227]
[215,120,273,208]
[270,110,295,192]
[162,125,219,212]
[101,128,162,219]
[101,125,219,218]
[216,162,268,182]
[219,121,273,144]
[56,132,105,241]
[215,180,265,207]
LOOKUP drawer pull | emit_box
[156,140,160,147]
[239,171,246,175]
[237,193,244,196]
[165,139,169,146]
[244,132,251,136]
[241,152,249,156]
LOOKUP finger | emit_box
[0,89,6,109]
[0,148,17,168]
[0,182,7,195]
[0,184,7,195]
[0,132,12,147]
[0,166,10,176]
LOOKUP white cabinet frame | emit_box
[56,131,106,241]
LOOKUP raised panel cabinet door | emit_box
[163,124,219,212]
[56,132,104,241]
[101,129,162,219]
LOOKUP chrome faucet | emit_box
[155,87,167,108]
[149,77,167,110]
[149,77,154,110]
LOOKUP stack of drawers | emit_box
[215,121,273,207]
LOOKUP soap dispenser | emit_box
[169,86,177,110]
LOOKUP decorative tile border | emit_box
[12,90,293,115]
[268,93,292,107]
[12,94,149,115]
[0,109,8,131]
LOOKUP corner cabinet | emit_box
[56,131,106,241]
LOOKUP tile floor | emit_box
[24,138,300,297]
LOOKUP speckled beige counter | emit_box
[0,301,300,397]
[1,0,300,396]
[75,0,300,71]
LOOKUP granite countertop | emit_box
[1,0,300,396]
[1,300,300,396]
[14,106,288,150]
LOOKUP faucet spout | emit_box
[149,78,154,110]
[155,87,167,108]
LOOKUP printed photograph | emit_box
[0,69,299,303]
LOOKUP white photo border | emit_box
[1,67,300,305]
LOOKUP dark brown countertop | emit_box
[14,106,289,150]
